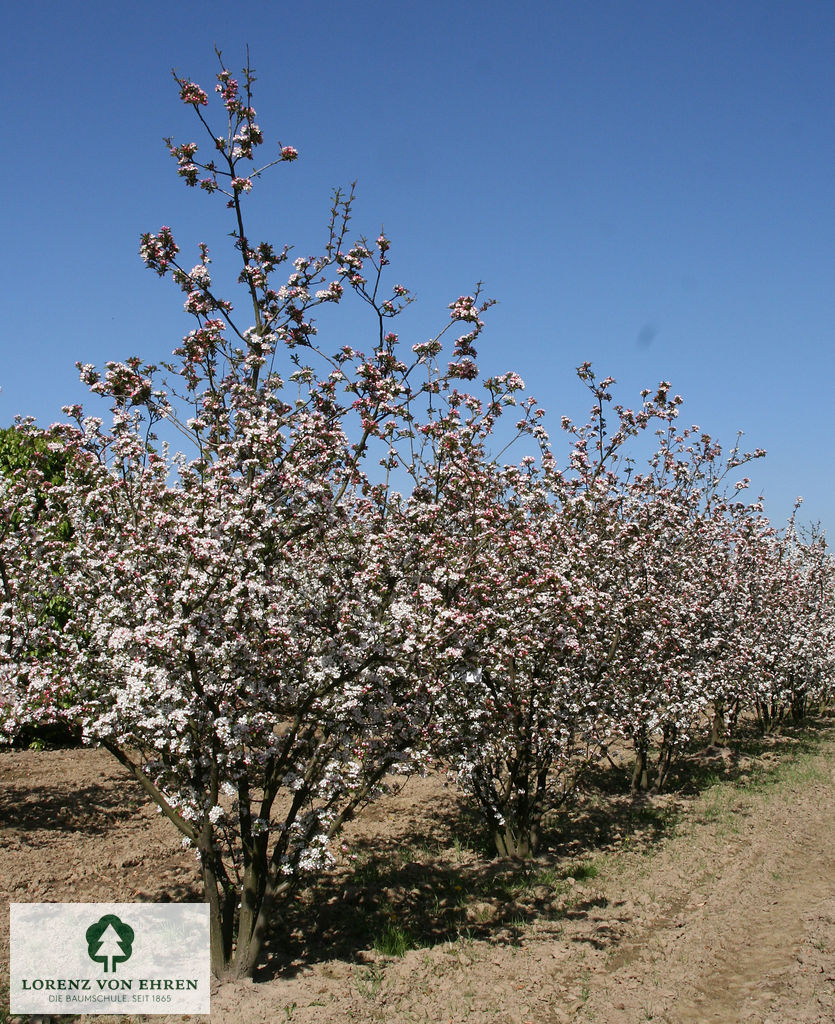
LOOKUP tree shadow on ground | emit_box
[255,766,670,981]
[551,710,835,858]
[256,711,834,982]
[0,778,147,836]
[256,841,605,981]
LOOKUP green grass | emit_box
[571,860,599,882]
[372,921,417,957]
[353,962,385,999]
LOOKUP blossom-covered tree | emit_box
[737,516,834,730]
[0,425,76,746]
[600,421,769,790]
[0,52,532,977]
[422,460,613,858]
[421,370,701,847]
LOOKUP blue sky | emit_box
[2,1,833,532]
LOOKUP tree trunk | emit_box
[229,861,266,979]
[494,822,536,860]
[201,856,237,978]
[710,701,725,745]
[631,742,649,793]
[653,742,674,794]
[230,859,294,979]
[727,698,741,739]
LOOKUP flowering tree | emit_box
[421,459,613,858]
[0,425,76,745]
[421,369,698,849]
[737,516,835,730]
[423,366,786,833]
[600,420,769,789]
[0,52,533,977]
[549,370,708,795]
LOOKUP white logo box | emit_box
[10,903,210,1015]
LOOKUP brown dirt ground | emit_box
[1,718,833,1024]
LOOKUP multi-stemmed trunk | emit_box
[201,847,291,980]
[631,731,650,793]
[471,758,549,860]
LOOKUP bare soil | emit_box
[2,718,833,1023]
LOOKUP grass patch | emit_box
[572,861,599,882]
[373,921,417,957]
[353,962,385,1000]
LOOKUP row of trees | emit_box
[420,392,833,857]
[1,53,831,978]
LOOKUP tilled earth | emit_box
[1,721,833,1023]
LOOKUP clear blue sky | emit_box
[2,1,833,532]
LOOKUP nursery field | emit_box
[1,719,834,1024]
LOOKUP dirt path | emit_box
[577,747,835,1023]
[1,727,833,1023]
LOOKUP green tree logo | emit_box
[85,915,135,972]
